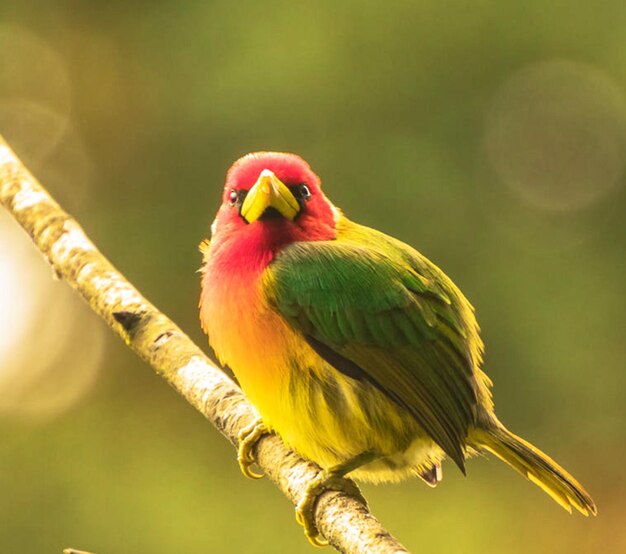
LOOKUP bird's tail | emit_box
[470,424,597,516]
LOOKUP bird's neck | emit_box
[208,222,295,277]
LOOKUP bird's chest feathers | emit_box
[200,252,305,413]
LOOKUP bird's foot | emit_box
[237,417,268,479]
[295,471,367,547]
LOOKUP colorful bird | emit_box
[199,152,596,544]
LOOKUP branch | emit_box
[0,136,410,554]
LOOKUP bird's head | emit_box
[209,152,339,253]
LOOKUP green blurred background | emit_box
[1,1,625,553]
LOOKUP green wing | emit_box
[265,220,484,471]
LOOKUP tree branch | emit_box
[0,135,410,554]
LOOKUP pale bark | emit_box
[0,136,410,554]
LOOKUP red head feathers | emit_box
[208,152,339,268]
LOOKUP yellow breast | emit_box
[200,264,436,479]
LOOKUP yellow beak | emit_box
[240,169,301,223]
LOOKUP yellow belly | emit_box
[202,276,444,482]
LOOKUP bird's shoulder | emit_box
[267,217,469,314]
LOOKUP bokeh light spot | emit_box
[485,60,626,211]
[0,24,71,165]
[0,212,104,421]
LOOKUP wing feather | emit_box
[265,220,483,471]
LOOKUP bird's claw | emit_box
[237,418,268,479]
[295,471,366,547]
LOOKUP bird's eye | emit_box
[228,190,238,206]
[299,184,311,200]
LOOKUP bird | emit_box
[199,151,597,544]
